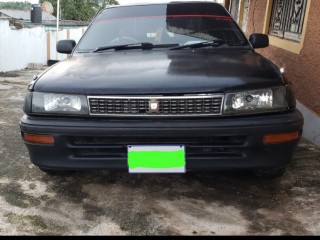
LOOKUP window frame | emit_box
[262,0,311,54]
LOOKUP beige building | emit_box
[224,0,320,146]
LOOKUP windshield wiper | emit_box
[170,40,227,50]
[92,43,179,52]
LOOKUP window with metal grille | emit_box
[269,0,307,42]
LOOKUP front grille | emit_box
[88,94,223,116]
[70,136,246,159]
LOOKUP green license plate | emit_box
[128,145,186,173]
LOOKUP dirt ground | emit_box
[0,68,319,236]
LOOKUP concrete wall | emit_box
[297,101,320,147]
[0,20,86,72]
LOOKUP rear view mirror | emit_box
[249,34,269,49]
[57,40,76,54]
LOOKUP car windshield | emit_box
[75,3,250,52]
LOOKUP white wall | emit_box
[49,29,66,61]
[70,28,86,44]
[0,20,87,72]
[0,20,46,72]
[297,101,320,147]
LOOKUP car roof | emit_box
[106,1,222,9]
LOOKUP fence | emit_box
[0,19,87,72]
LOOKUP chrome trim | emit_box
[87,94,224,117]
[88,94,223,99]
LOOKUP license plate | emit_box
[128,145,186,173]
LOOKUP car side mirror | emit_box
[249,34,269,49]
[57,40,76,54]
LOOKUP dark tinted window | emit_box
[75,3,249,52]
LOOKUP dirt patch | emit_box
[0,72,20,78]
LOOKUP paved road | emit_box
[0,69,319,235]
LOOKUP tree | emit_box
[0,2,31,10]
[90,0,119,12]
[40,0,118,21]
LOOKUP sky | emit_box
[0,0,222,5]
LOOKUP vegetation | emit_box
[40,0,119,21]
[0,0,118,21]
[0,1,32,10]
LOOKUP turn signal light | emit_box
[23,133,54,145]
[263,131,300,145]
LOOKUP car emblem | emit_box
[149,100,160,113]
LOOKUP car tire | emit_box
[39,167,75,176]
[252,167,286,179]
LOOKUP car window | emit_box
[75,3,249,52]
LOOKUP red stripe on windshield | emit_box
[95,14,233,23]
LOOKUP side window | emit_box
[269,0,308,42]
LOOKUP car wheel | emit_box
[39,167,75,176]
[252,167,286,179]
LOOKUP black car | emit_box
[20,1,304,178]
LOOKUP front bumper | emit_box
[20,110,304,171]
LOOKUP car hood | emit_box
[34,49,283,95]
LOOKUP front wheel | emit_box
[252,167,286,179]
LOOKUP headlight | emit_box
[32,92,89,115]
[223,86,288,115]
